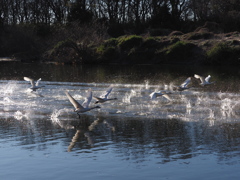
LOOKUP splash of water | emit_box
[123,89,137,103]
[14,111,24,120]
[2,81,18,95]
[3,97,14,104]
[220,98,237,118]
[205,108,216,121]
[144,80,149,90]
[50,108,71,122]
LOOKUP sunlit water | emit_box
[1,62,240,179]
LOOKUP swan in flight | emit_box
[24,77,45,91]
[65,89,100,117]
[149,90,172,101]
[194,74,214,86]
[94,85,117,104]
[175,77,192,92]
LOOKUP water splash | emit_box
[51,108,71,122]
[220,98,237,118]
[3,97,14,104]
[123,89,137,103]
[144,80,149,89]
[14,111,25,120]
[1,81,18,95]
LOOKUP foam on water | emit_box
[1,80,240,123]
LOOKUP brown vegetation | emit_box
[1,1,240,65]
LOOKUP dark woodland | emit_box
[1,0,240,65]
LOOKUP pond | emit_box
[1,62,240,180]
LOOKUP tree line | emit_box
[1,0,240,35]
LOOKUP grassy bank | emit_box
[1,23,240,65]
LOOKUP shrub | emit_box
[141,37,159,48]
[165,41,195,61]
[166,41,187,55]
[117,35,143,50]
[185,31,213,40]
[96,45,116,56]
[104,38,118,47]
[206,43,240,64]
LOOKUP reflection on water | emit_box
[1,115,240,164]
[1,62,240,179]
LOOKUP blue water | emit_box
[1,62,240,180]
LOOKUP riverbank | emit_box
[2,23,240,66]
[41,21,240,65]
[43,31,240,65]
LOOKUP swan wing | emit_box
[205,75,211,83]
[150,92,157,99]
[100,86,113,99]
[82,88,92,108]
[24,77,35,87]
[35,78,42,86]
[194,74,205,83]
[65,91,83,109]
[180,77,191,88]
[93,96,104,101]
[162,93,172,101]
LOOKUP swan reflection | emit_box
[66,117,115,152]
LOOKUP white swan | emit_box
[24,77,45,91]
[65,89,100,117]
[94,85,117,104]
[149,90,172,101]
[175,77,192,92]
[194,74,214,86]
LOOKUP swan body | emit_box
[94,86,117,104]
[175,77,191,92]
[24,77,45,91]
[194,74,214,86]
[150,90,172,101]
[65,89,100,116]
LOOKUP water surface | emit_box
[1,62,240,180]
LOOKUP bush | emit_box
[166,41,187,55]
[206,43,240,64]
[117,35,143,50]
[165,41,195,62]
[185,31,214,40]
[141,37,159,48]
[96,44,116,59]
[104,38,118,47]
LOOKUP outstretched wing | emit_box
[24,77,34,87]
[100,86,113,99]
[180,77,191,88]
[194,74,205,83]
[149,92,157,99]
[205,75,211,83]
[82,88,92,108]
[65,91,83,109]
[162,93,172,101]
[35,78,42,86]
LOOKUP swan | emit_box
[194,74,214,86]
[24,77,45,91]
[65,88,100,117]
[174,77,192,92]
[149,90,172,101]
[94,85,117,104]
